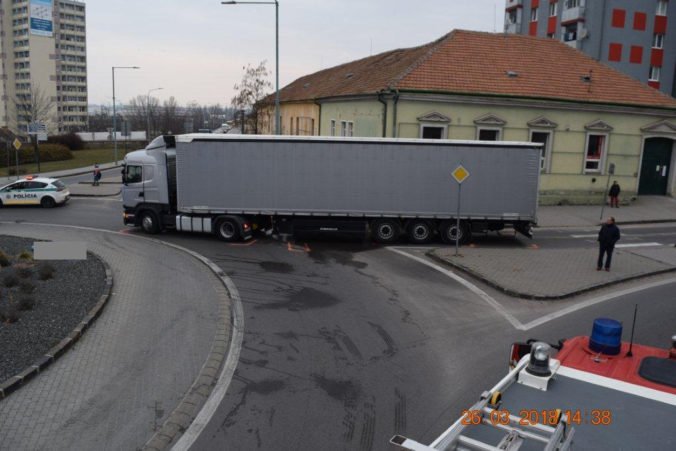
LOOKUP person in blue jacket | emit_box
[597,216,620,271]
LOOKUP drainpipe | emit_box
[376,91,388,138]
[314,99,322,136]
[392,90,400,138]
[596,0,608,61]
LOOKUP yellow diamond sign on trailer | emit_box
[13,138,21,150]
[452,165,469,184]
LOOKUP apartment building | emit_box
[504,0,675,97]
[0,0,87,135]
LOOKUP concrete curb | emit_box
[69,190,121,198]
[535,218,676,229]
[426,250,676,300]
[141,239,238,451]
[0,250,114,400]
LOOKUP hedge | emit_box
[47,132,85,150]
[0,144,73,168]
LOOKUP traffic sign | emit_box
[452,165,470,184]
[13,138,22,150]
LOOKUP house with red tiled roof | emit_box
[261,30,676,204]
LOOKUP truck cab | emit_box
[122,135,176,233]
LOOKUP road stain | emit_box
[312,374,361,403]
[255,287,340,311]
[259,261,294,273]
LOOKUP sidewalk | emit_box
[431,245,676,299]
[538,196,676,228]
[0,162,121,186]
[0,224,231,450]
[68,176,122,197]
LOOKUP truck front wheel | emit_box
[371,219,401,244]
[140,211,161,234]
[215,218,241,242]
[440,220,470,245]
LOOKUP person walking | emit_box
[608,181,621,208]
[597,216,620,271]
[93,164,102,186]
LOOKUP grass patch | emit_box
[0,147,130,177]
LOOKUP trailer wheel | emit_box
[216,218,241,242]
[371,219,401,244]
[140,211,161,234]
[440,220,470,244]
[406,220,434,244]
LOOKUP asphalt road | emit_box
[1,199,675,450]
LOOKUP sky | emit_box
[87,0,505,107]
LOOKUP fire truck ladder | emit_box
[390,357,575,451]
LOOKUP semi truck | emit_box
[121,134,540,244]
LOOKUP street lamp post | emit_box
[112,66,140,165]
[146,87,163,142]
[221,1,280,135]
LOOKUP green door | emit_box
[639,138,673,195]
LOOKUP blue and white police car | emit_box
[0,176,70,208]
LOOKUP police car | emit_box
[0,176,70,208]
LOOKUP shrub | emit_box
[47,132,84,150]
[3,274,19,288]
[18,296,35,311]
[0,303,19,323]
[19,280,35,294]
[0,144,72,167]
[15,263,33,279]
[18,251,32,261]
[38,263,55,280]
[0,250,10,267]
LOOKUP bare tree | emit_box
[161,96,180,134]
[231,61,273,134]
[12,84,56,171]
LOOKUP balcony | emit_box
[505,0,523,9]
[505,22,520,34]
[562,6,585,24]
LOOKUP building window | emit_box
[340,121,353,137]
[653,33,664,49]
[584,134,606,173]
[611,9,626,28]
[477,128,501,141]
[547,32,555,38]
[630,46,643,64]
[507,9,518,24]
[608,43,623,61]
[564,0,580,8]
[531,131,552,172]
[656,0,668,16]
[563,23,578,41]
[531,7,538,21]
[420,125,446,139]
[549,2,557,17]
[330,120,336,136]
[633,12,647,30]
[648,66,661,81]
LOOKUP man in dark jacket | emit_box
[598,217,620,271]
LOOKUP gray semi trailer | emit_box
[122,134,540,244]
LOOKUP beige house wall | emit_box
[317,95,676,204]
[259,102,319,135]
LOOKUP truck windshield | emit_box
[125,165,142,184]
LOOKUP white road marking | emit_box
[388,246,676,332]
[387,247,524,330]
[615,242,662,248]
[570,234,599,238]
[520,277,676,330]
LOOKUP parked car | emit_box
[0,176,70,208]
